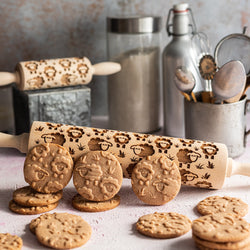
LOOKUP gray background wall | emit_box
[0,0,249,119]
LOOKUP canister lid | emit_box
[107,16,162,34]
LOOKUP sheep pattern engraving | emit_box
[20,57,92,90]
[30,121,226,189]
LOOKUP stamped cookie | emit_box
[24,143,73,193]
[0,233,23,250]
[9,200,58,215]
[35,212,92,249]
[197,196,248,217]
[13,186,63,206]
[72,193,120,212]
[136,212,191,239]
[73,151,123,201]
[131,155,181,205]
[193,234,250,250]
[192,213,250,243]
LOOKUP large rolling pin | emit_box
[0,57,121,90]
[0,121,249,189]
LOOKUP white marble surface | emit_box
[0,124,250,249]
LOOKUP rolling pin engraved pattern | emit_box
[18,57,92,90]
[29,121,228,189]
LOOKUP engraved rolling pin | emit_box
[0,57,121,90]
[0,121,249,189]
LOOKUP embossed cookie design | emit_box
[24,143,73,193]
[136,212,191,239]
[197,196,248,217]
[73,151,123,201]
[131,155,181,205]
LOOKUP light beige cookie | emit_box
[13,185,63,206]
[136,212,191,239]
[72,193,120,212]
[73,151,123,201]
[29,213,55,234]
[9,199,58,215]
[193,234,250,250]
[197,196,248,217]
[24,143,73,193]
[195,241,250,250]
[0,233,23,250]
[35,212,92,249]
[131,155,181,205]
[192,213,250,243]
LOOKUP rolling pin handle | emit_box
[227,158,250,177]
[0,132,29,153]
[0,72,19,86]
[92,62,121,76]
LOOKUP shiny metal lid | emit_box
[107,16,162,34]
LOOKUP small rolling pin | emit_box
[0,121,249,190]
[0,57,121,90]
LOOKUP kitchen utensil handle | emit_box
[0,72,19,86]
[92,62,121,75]
[0,132,29,153]
[227,158,250,177]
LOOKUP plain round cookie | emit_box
[131,155,181,205]
[0,233,23,250]
[13,186,63,206]
[73,151,123,201]
[194,241,250,250]
[24,143,73,193]
[197,196,248,217]
[9,200,58,215]
[35,213,92,249]
[192,213,250,243]
[29,213,55,234]
[136,212,191,239]
[193,234,250,250]
[72,193,120,212]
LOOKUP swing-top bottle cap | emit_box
[173,3,189,12]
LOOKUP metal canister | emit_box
[106,16,162,133]
[162,3,203,138]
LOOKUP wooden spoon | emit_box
[174,66,197,102]
[242,73,250,96]
[212,60,246,103]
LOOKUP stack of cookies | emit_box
[9,143,74,215]
[72,151,123,212]
[192,196,250,250]
[9,186,63,215]
[192,213,250,250]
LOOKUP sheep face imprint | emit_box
[201,144,219,159]
[59,59,71,70]
[67,127,84,142]
[130,144,155,158]
[113,133,131,148]
[88,138,113,151]
[75,164,103,182]
[155,138,173,153]
[176,149,201,169]
[27,76,44,89]
[99,177,120,199]
[77,63,89,77]
[25,62,38,73]
[179,169,198,184]
[41,133,66,146]
[44,66,56,80]
[134,162,155,185]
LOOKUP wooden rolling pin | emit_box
[0,57,121,90]
[0,121,249,189]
